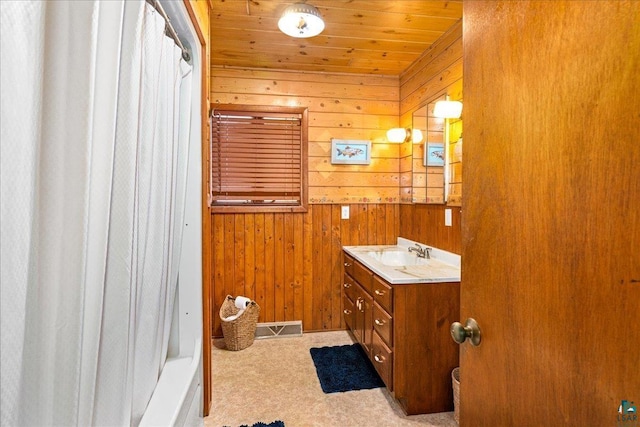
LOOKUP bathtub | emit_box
[139,338,202,427]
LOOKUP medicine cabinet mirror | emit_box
[411,95,463,206]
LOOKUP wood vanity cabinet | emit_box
[342,252,460,415]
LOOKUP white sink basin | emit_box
[343,238,461,284]
[364,250,429,266]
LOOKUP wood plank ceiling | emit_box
[210,0,463,75]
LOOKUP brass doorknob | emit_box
[451,318,482,346]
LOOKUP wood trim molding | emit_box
[183,0,212,416]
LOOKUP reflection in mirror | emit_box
[411,105,428,203]
[411,94,463,205]
[412,95,446,203]
[446,112,463,206]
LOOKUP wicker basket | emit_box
[219,295,260,351]
[452,367,460,424]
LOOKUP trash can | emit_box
[452,367,460,424]
[219,295,260,351]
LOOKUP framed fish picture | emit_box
[331,139,371,165]
[425,142,445,167]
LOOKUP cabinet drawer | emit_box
[343,294,354,331]
[371,332,393,390]
[343,273,357,302]
[352,260,373,293]
[343,253,355,277]
[372,302,393,348]
[372,276,393,313]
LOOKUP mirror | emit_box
[446,107,463,206]
[411,95,462,205]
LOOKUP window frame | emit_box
[208,104,308,213]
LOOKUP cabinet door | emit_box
[353,289,363,345]
[360,285,373,355]
[353,283,373,355]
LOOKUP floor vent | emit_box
[255,321,303,339]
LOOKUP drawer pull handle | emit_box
[374,289,385,296]
[343,283,351,289]
[374,354,385,363]
[374,319,385,326]
[343,309,352,315]
[344,262,352,267]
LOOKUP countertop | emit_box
[343,238,461,285]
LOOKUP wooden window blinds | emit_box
[210,105,308,212]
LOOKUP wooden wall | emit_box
[398,20,463,204]
[207,24,464,337]
[210,204,398,336]
[399,204,462,255]
[395,20,463,253]
[209,67,402,336]
[210,67,401,203]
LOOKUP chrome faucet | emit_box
[408,243,432,259]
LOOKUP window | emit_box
[209,104,308,212]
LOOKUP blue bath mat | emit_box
[238,422,284,427]
[225,421,284,427]
[309,344,385,393]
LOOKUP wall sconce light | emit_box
[387,128,410,143]
[386,128,423,143]
[278,3,325,38]
[412,129,423,143]
[433,100,463,119]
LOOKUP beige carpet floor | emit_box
[204,330,458,427]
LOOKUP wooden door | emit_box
[461,2,640,426]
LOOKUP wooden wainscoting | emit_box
[399,204,462,255]
[210,203,399,336]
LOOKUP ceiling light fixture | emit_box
[278,3,325,38]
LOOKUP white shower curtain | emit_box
[0,1,193,425]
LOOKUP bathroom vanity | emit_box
[342,239,460,415]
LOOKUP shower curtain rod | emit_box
[146,0,191,62]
